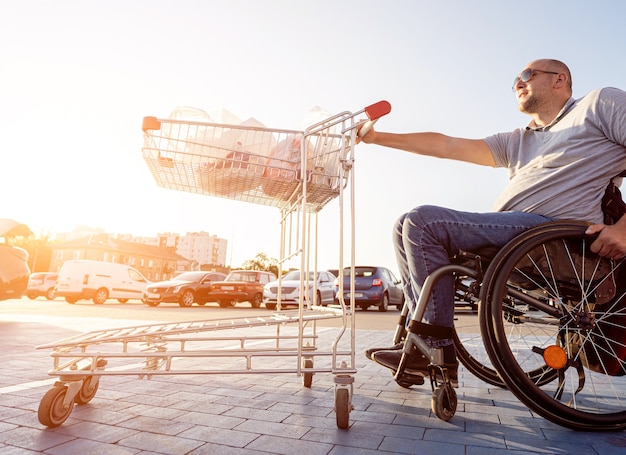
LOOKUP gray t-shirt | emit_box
[485,87,626,224]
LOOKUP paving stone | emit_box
[0,426,75,452]
[245,434,333,455]
[45,437,139,455]
[178,425,260,447]
[380,435,466,455]
[117,431,204,454]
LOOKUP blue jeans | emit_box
[394,205,552,347]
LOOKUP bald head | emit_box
[528,58,572,92]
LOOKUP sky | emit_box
[2,0,626,273]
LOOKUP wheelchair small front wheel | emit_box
[431,384,457,421]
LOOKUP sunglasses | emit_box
[512,68,559,91]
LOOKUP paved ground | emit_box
[1,314,625,454]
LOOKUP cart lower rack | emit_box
[35,101,392,429]
[36,308,356,427]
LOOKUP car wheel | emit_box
[359,303,368,311]
[218,299,233,308]
[45,288,56,300]
[315,291,322,306]
[196,301,207,306]
[378,293,389,312]
[117,299,128,303]
[250,293,262,308]
[66,298,78,304]
[265,303,277,310]
[93,288,108,304]
[146,301,160,307]
[179,290,194,307]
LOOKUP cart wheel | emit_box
[335,388,350,429]
[302,358,313,388]
[74,376,99,405]
[431,384,457,422]
[38,385,74,427]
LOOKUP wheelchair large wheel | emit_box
[480,220,626,431]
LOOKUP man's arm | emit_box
[359,129,496,167]
[586,216,626,259]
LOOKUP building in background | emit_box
[49,235,191,281]
[49,228,229,281]
[134,231,227,270]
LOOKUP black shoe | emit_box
[365,342,403,360]
[372,349,459,388]
[394,371,425,387]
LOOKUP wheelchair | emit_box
[387,219,626,431]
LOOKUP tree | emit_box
[9,235,53,272]
[240,252,279,276]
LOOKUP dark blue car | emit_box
[334,266,404,311]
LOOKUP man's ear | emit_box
[555,73,568,89]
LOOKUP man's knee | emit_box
[405,205,449,229]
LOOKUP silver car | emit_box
[26,272,58,300]
[263,270,336,310]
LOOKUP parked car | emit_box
[55,260,150,304]
[144,271,226,307]
[334,266,404,311]
[263,270,336,310]
[0,219,31,301]
[26,272,58,300]
[208,270,276,308]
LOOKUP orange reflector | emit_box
[543,345,568,369]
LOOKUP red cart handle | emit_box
[358,100,391,137]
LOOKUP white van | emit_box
[55,260,149,304]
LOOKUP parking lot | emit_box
[1,298,625,454]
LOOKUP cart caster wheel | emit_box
[335,388,351,429]
[302,358,313,388]
[75,376,100,405]
[38,385,74,427]
[431,384,457,421]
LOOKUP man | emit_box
[359,59,626,385]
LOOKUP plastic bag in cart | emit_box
[196,115,276,197]
[261,107,343,204]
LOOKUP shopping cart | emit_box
[35,101,392,429]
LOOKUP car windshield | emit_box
[342,267,376,277]
[281,271,318,281]
[173,271,207,281]
[227,271,257,282]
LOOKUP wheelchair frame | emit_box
[387,220,626,431]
